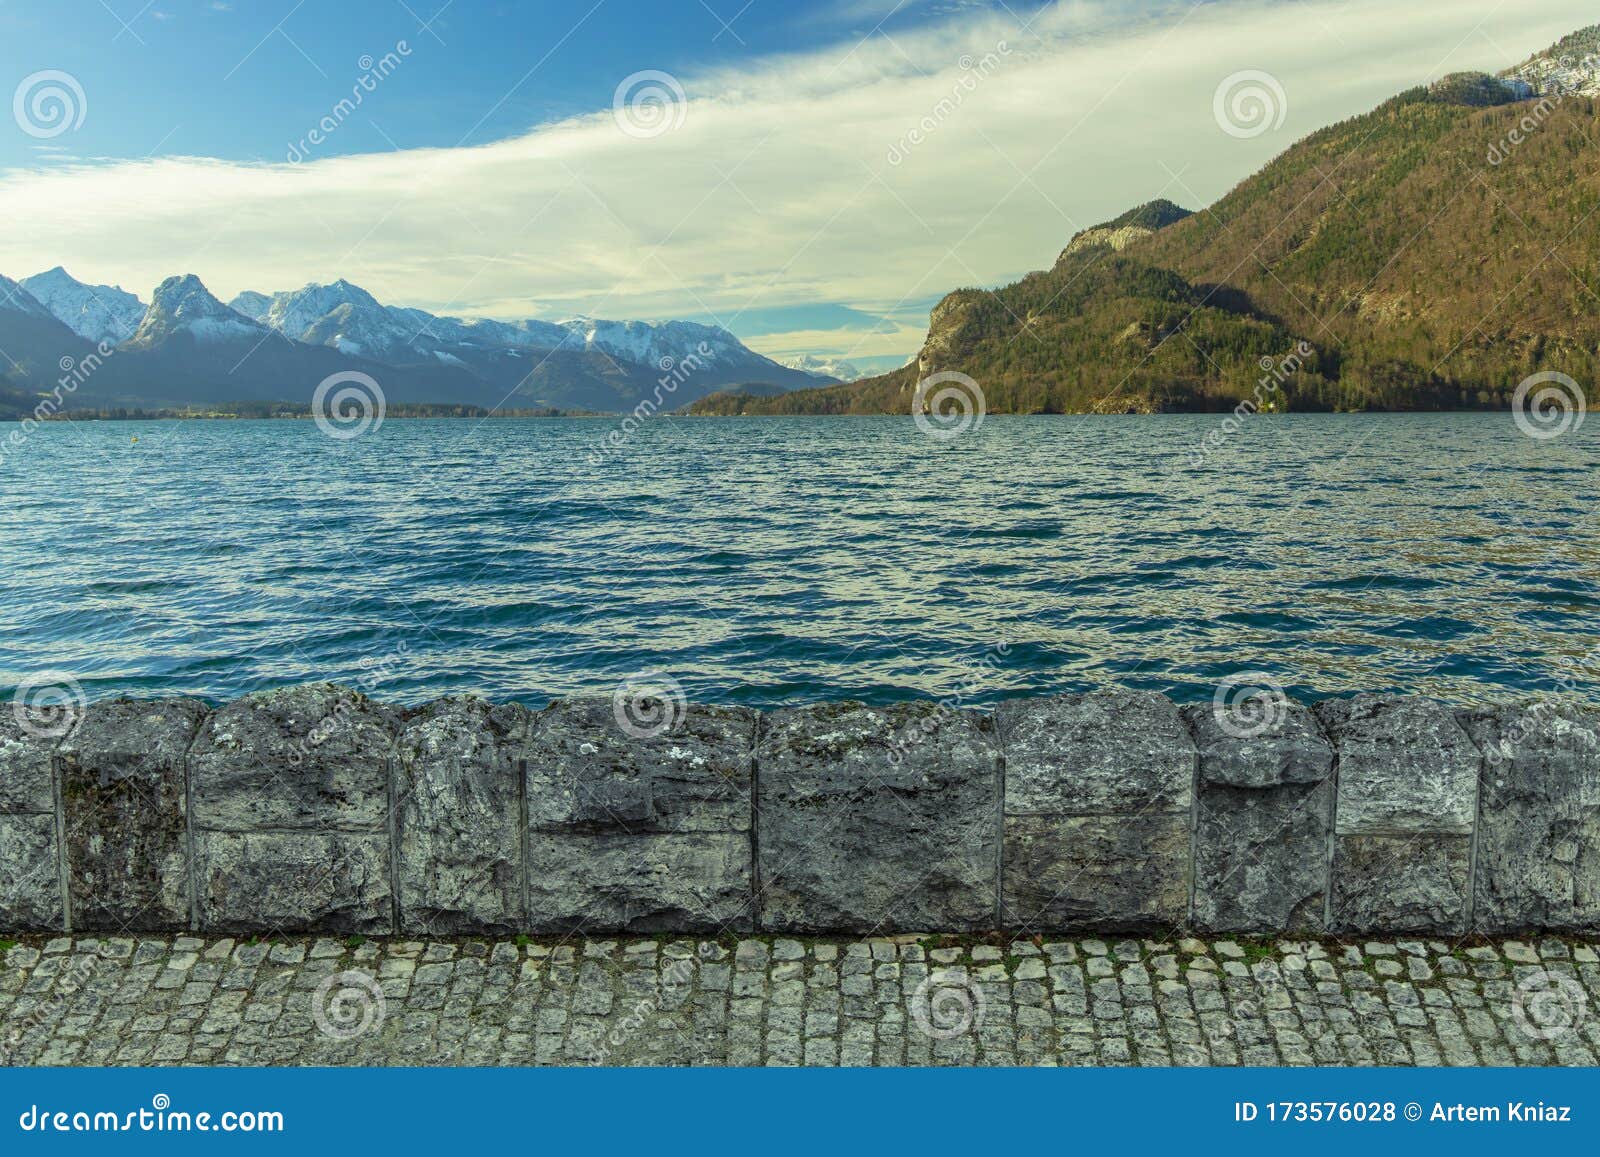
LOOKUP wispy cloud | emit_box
[0,0,1590,361]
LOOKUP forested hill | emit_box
[692,29,1600,416]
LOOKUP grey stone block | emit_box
[57,699,207,930]
[998,691,1194,932]
[0,813,62,929]
[1316,695,1480,834]
[1329,834,1472,934]
[0,712,61,929]
[1317,696,1481,934]
[0,711,56,815]
[1185,701,1333,933]
[190,683,398,831]
[395,697,531,935]
[195,830,392,934]
[1004,813,1190,931]
[1000,689,1195,814]
[1464,703,1600,933]
[757,701,1000,933]
[525,699,755,933]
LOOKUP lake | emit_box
[2,412,1596,709]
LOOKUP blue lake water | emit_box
[2,412,1596,709]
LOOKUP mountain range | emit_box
[691,25,1600,417]
[0,270,825,417]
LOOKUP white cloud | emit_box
[0,0,1591,364]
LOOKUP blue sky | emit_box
[2,0,1595,367]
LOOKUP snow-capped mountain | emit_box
[131,274,265,346]
[20,267,145,345]
[1503,26,1600,96]
[233,279,791,378]
[777,354,861,382]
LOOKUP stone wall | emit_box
[2,684,1596,937]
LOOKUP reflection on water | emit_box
[1,412,1596,708]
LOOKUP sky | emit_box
[0,0,1595,370]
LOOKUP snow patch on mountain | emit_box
[0,274,54,319]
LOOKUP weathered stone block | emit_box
[1004,813,1190,931]
[757,701,1000,933]
[1465,703,1600,933]
[395,697,531,935]
[194,830,392,934]
[525,699,755,933]
[190,683,397,831]
[0,712,56,814]
[1317,695,1481,934]
[1001,689,1194,814]
[998,690,1194,931]
[58,698,206,930]
[0,813,62,929]
[188,685,398,935]
[0,713,61,928]
[1329,833,1472,934]
[1185,701,1333,933]
[1316,695,1479,834]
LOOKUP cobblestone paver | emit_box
[2,936,1597,1066]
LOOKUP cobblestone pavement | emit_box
[2,935,1597,1067]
